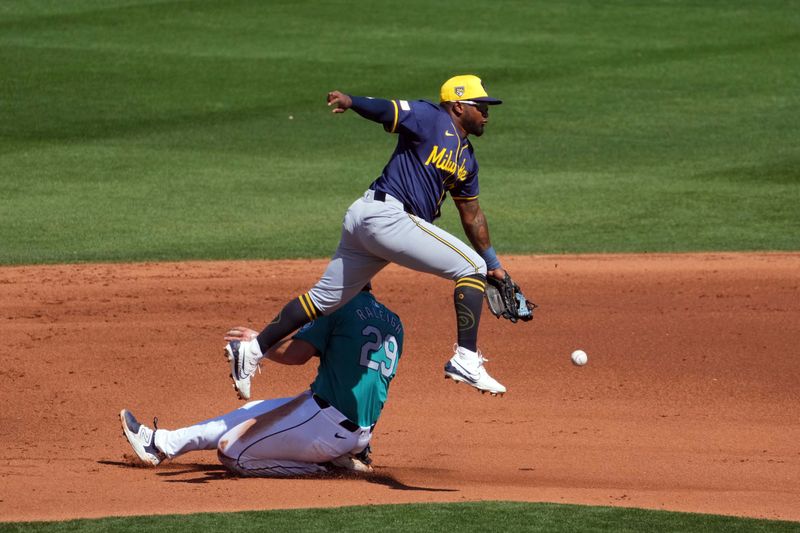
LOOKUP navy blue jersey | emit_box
[364,99,480,223]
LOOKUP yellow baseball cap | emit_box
[440,74,502,105]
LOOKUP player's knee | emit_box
[461,273,487,283]
[308,284,365,316]
[217,424,244,458]
[217,448,244,476]
[217,434,233,456]
[455,258,486,279]
[454,273,487,293]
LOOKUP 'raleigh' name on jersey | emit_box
[371,99,480,223]
[355,300,403,336]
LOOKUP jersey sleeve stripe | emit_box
[451,194,479,201]
[389,100,399,133]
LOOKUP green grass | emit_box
[1,0,798,264]
[1,4,799,528]
[2,502,799,533]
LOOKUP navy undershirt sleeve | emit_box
[349,95,396,124]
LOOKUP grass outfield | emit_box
[2,502,799,532]
[1,1,798,265]
[1,2,798,530]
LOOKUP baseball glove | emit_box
[485,273,536,323]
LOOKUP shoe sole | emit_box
[444,369,505,397]
[224,343,250,401]
[119,409,161,466]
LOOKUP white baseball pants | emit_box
[154,390,371,477]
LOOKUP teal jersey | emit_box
[293,292,403,427]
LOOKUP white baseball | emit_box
[571,349,588,366]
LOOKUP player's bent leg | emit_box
[227,196,385,401]
[305,196,389,315]
[355,207,506,394]
[216,391,371,477]
[217,452,330,477]
[362,211,486,280]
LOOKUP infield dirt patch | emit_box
[1,254,799,522]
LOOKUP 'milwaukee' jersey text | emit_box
[366,99,480,223]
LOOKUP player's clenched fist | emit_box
[327,90,352,113]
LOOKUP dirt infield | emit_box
[1,253,798,522]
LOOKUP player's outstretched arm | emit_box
[328,91,397,125]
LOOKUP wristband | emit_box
[479,246,501,271]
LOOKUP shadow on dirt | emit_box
[98,460,456,491]
[364,472,458,492]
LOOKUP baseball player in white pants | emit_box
[121,288,402,476]
[227,75,511,402]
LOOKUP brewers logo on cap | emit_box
[439,74,503,105]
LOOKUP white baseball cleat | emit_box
[444,345,507,396]
[225,339,263,401]
[119,409,166,466]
